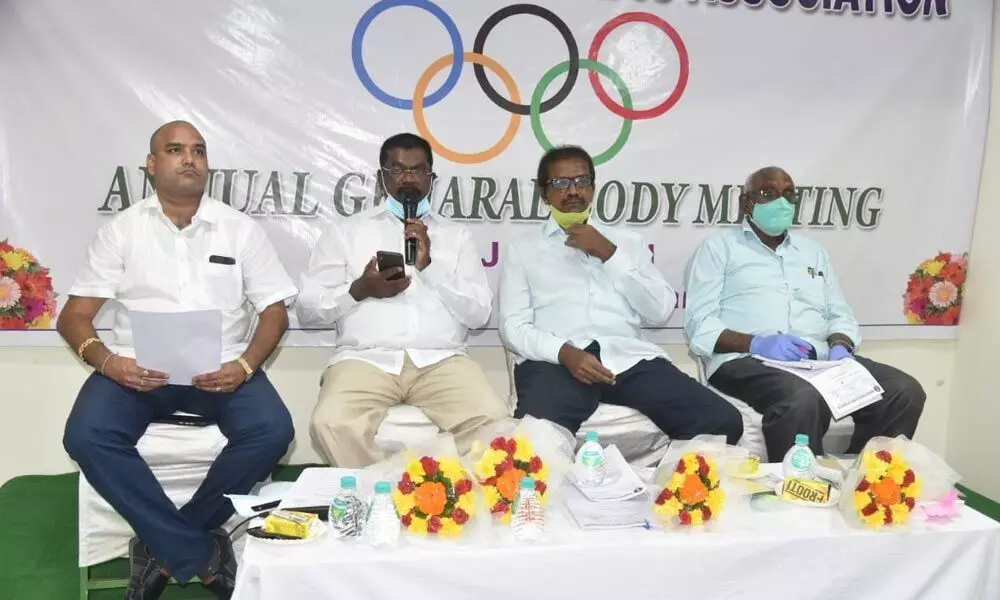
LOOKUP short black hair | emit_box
[379,133,433,169]
[536,145,596,187]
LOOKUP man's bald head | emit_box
[149,120,202,154]
[744,166,791,192]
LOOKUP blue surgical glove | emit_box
[750,334,813,361]
[829,344,853,361]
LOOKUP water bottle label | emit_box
[790,449,811,470]
[331,497,348,520]
[581,449,604,468]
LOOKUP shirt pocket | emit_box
[202,262,244,309]
[790,268,827,308]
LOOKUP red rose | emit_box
[698,462,709,478]
[498,457,514,473]
[529,456,543,473]
[883,506,893,525]
[875,450,892,463]
[904,497,916,510]
[902,469,915,487]
[661,488,673,501]
[506,438,518,455]
[861,503,879,517]
[483,476,497,487]
[655,489,669,505]
[491,501,509,515]
[398,479,415,494]
[701,506,712,521]
[491,437,507,451]
[420,457,440,477]
[400,513,412,527]
[401,472,412,484]
[427,516,442,533]
[678,511,691,525]
[535,480,547,496]
[675,460,686,474]
[451,508,469,525]
[453,479,472,496]
[855,479,870,492]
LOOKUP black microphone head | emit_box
[398,187,420,205]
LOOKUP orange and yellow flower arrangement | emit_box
[852,449,922,528]
[904,251,967,325]
[653,452,726,526]
[0,240,57,329]
[474,436,550,522]
[392,455,476,536]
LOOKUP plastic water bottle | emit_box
[364,481,401,547]
[511,477,544,542]
[782,433,816,480]
[329,475,365,539]
[575,431,606,486]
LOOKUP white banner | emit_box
[0,0,988,346]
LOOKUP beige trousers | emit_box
[310,355,509,467]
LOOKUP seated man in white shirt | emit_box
[684,166,925,460]
[298,133,508,467]
[498,145,743,445]
[58,121,297,599]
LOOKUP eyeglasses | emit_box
[750,188,798,203]
[546,174,594,190]
[381,166,432,180]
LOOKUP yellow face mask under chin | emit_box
[549,204,592,229]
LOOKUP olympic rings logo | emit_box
[351,1,690,165]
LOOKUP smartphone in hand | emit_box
[375,250,406,281]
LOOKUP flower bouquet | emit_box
[467,416,573,523]
[369,434,481,539]
[0,240,57,329]
[904,251,968,325]
[651,436,733,529]
[839,436,960,530]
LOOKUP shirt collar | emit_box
[741,219,799,251]
[146,194,219,225]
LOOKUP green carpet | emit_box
[0,466,996,599]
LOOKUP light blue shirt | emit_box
[684,223,861,378]
[499,218,675,375]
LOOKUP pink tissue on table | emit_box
[917,489,962,520]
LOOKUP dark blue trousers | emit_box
[63,372,294,582]
[513,343,744,445]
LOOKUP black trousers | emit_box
[513,343,743,444]
[709,356,925,459]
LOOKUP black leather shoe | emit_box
[124,537,170,600]
[200,528,237,600]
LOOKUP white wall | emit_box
[946,3,1000,501]
[0,341,955,487]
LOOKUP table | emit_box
[232,467,1000,600]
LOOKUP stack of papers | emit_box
[567,445,647,502]
[562,445,652,530]
[753,356,883,420]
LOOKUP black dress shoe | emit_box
[124,537,170,600]
[200,528,237,600]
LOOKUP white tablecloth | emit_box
[233,468,1000,600]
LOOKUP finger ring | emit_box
[143,370,149,377]
[215,386,220,392]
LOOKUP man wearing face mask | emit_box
[684,166,925,460]
[297,133,507,467]
[498,146,743,444]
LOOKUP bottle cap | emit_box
[585,431,599,443]
[374,481,391,494]
[520,477,536,490]
[340,475,357,489]
[795,433,810,446]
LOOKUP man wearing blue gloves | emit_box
[684,166,924,459]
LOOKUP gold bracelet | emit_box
[99,353,116,376]
[236,357,254,380]
[77,337,102,360]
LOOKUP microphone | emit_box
[401,188,420,266]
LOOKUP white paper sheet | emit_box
[561,484,653,530]
[759,358,883,420]
[130,309,222,385]
[567,445,647,502]
[277,467,359,511]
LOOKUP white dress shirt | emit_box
[69,195,298,362]
[296,204,492,374]
[499,218,675,375]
